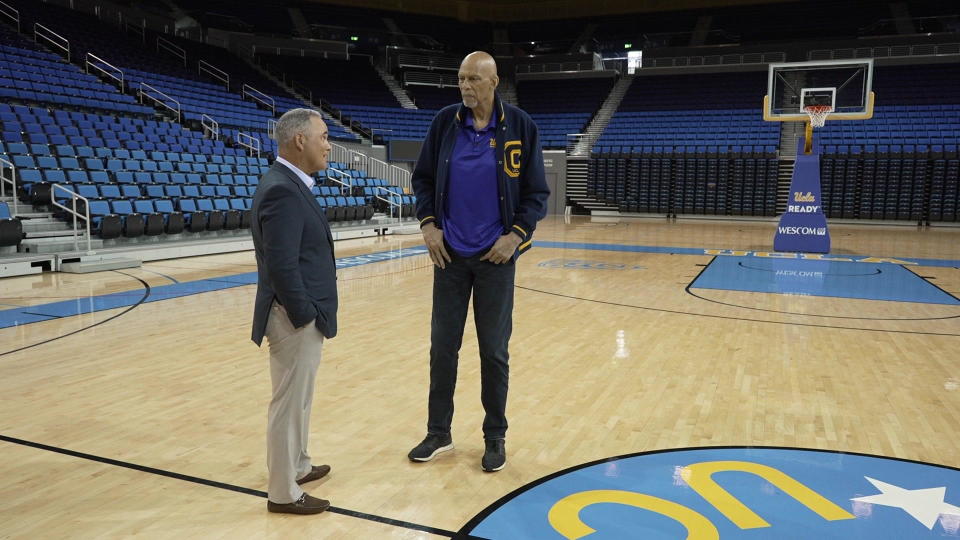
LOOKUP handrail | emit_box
[808,43,960,61]
[34,23,70,62]
[348,149,368,175]
[641,51,786,69]
[369,185,403,223]
[325,167,353,194]
[242,84,276,114]
[51,184,93,254]
[367,155,411,193]
[138,82,181,122]
[201,114,219,140]
[403,71,458,88]
[237,132,261,157]
[199,60,230,90]
[267,118,278,140]
[389,164,411,193]
[156,36,186,67]
[86,53,125,92]
[123,21,145,44]
[291,81,313,103]
[329,142,352,165]
[0,0,20,33]
[397,53,460,72]
[0,157,18,215]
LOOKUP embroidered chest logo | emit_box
[504,140,521,178]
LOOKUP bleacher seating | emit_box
[0,101,273,236]
[0,28,153,116]
[261,55,399,109]
[816,64,960,222]
[407,86,460,111]
[519,77,615,149]
[589,145,778,217]
[336,105,434,142]
[589,72,779,216]
[3,0,356,158]
[0,201,23,247]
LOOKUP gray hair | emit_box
[274,108,323,146]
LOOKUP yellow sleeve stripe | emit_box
[519,239,533,250]
[512,224,528,236]
[420,216,435,225]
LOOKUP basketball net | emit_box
[803,105,833,128]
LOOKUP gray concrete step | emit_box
[24,229,79,238]
[21,220,73,233]
[19,236,103,254]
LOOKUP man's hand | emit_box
[422,222,451,269]
[480,232,523,264]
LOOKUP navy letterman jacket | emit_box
[411,93,550,258]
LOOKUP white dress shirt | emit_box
[275,156,315,190]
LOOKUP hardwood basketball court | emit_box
[1,216,958,537]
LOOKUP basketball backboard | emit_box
[763,59,874,122]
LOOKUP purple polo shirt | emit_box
[443,111,503,257]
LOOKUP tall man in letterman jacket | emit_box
[407,51,550,472]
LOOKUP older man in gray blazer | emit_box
[251,108,337,515]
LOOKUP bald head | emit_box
[458,51,499,111]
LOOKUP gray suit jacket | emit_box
[251,162,338,346]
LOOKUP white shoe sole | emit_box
[482,461,506,472]
[410,443,454,462]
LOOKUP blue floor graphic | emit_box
[0,247,428,329]
[1,242,956,330]
[691,256,960,305]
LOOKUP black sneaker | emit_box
[408,433,454,462]
[481,439,506,472]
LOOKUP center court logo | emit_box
[459,447,960,539]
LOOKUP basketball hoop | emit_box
[803,105,833,128]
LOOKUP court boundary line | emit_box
[0,271,152,357]
[902,265,960,303]
[515,258,960,336]
[685,259,960,320]
[0,433,458,538]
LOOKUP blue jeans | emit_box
[427,247,515,440]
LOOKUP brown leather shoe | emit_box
[267,493,330,515]
[296,464,331,485]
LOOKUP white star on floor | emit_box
[851,476,960,530]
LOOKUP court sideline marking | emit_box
[0,433,459,538]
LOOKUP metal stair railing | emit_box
[201,114,219,140]
[243,84,276,115]
[1,157,18,215]
[35,23,70,62]
[138,82,181,122]
[199,60,230,90]
[0,0,20,32]
[51,184,93,254]
[157,36,186,67]
[85,53,125,92]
